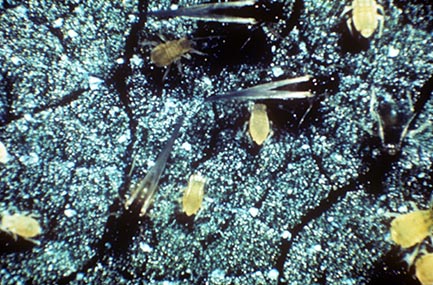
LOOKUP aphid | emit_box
[390,205,433,249]
[342,0,385,38]
[150,37,197,67]
[181,174,207,216]
[249,103,271,145]
[0,213,42,245]
[143,36,205,80]
[415,253,433,285]
[369,90,416,156]
[0,141,10,164]
[125,117,183,217]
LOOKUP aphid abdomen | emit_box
[415,253,433,285]
[150,38,192,67]
[249,103,270,145]
[351,0,380,38]
[151,43,176,67]
[353,7,377,37]
[1,214,42,239]
[390,210,433,248]
[182,174,206,216]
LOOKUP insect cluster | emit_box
[124,0,432,282]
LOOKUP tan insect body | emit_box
[343,0,384,38]
[182,174,206,216]
[415,253,433,285]
[390,209,433,248]
[249,103,270,145]
[150,37,192,67]
[1,213,42,244]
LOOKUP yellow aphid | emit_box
[390,209,433,248]
[342,0,385,38]
[182,174,206,216]
[0,141,9,164]
[1,213,42,245]
[249,103,270,145]
[415,253,433,285]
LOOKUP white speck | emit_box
[267,268,279,280]
[332,153,343,162]
[249,207,259,217]
[301,144,309,150]
[181,142,192,151]
[10,56,22,65]
[139,242,152,252]
[147,160,155,168]
[64,209,77,217]
[271,45,276,53]
[398,205,408,213]
[88,76,104,90]
[52,18,64,28]
[235,161,243,169]
[73,6,84,15]
[15,6,28,16]
[128,14,138,23]
[170,4,178,10]
[376,208,385,215]
[66,162,75,168]
[272,66,284,77]
[281,230,291,240]
[202,76,212,87]
[67,29,78,38]
[313,244,322,251]
[210,269,225,279]
[388,46,399,57]
[23,113,35,122]
[19,152,39,165]
[76,273,84,281]
[163,100,178,115]
[130,54,144,67]
[117,134,128,144]
[116,58,125,64]
[417,172,426,179]
[327,216,334,222]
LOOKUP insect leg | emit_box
[340,6,352,18]
[346,18,354,36]
[139,40,159,47]
[162,65,171,82]
[157,33,168,42]
[189,48,206,56]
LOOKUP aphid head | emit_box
[178,37,192,50]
